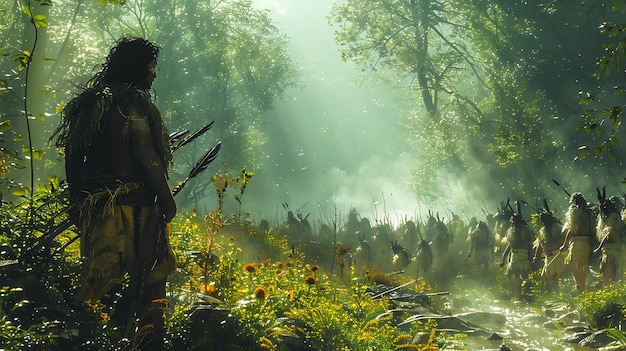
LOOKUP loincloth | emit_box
[472,247,491,268]
[80,203,176,301]
[599,242,623,275]
[564,236,591,272]
[507,249,531,276]
[542,250,565,279]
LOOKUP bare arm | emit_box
[127,110,176,222]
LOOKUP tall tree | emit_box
[330,0,619,205]
[1,0,295,211]
[49,0,294,209]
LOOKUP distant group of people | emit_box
[495,189,626,298]
[274,187,626,301]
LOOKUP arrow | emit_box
[171,141,222,196]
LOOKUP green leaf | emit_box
[14,51,32,71]
[14,134,23,142]
[0,120,10,132]
[48,175,60,189]
[35,113,46,121]
[22,5,32,17]
[32,150,43,160]
[613,2,624,11]
[55,103,64,114]
[594,146,602,155]
[33,14,48,28]
[12,186,30,197]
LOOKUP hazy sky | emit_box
[243,0,420,225]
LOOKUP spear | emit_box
[171,141,222,197]
[168,129,189,146]
[552,179,571,197]
[371,279,416,299]
[171,121,215,152]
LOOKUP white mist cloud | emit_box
[325,153,419,223]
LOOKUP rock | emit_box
[579,329,614,349]
[562,331,592,344]
[563,325,588,333]
[542,319,564,330]
[488,332,503,340]
[557,311,582,324]
[454,311,507,325]
[377,308,429,328]
[500,344,511,351]
[186,303,242,347]
[399,315,489,336]
[278,332,306,351]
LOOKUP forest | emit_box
[3,0,626,350]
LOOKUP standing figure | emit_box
[54,36,176,350]
[467,221,493,272]
[391,241,410,272]
[533,200,564,292]
[595,189,626,286]
[431,213,451,255]
[560,192,595,293]
[499,201,533,301]
[492,200,514,259]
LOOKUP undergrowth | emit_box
[0,168,458,350]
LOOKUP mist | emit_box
[3,0,623,228]
[241,0,420,225]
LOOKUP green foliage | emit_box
[0,181,83,350]
[330,0,619,204]
[579,282,626,330]
[578,3,626,165]
[0,178,76,269]
[97,0,126,5]
[162,175,455,350]
[2,0,295,213]
[330,0,567,202]
[605,327,626,347]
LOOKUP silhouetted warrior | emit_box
[560,192,594,293]
[500,202,533,300]
[533,200,564,292]
[54,36,176,350]
[467,221,493,271]
[595,189,626,286]
[492,201,514,258]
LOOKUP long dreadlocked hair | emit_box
[53,36,171,169]
[89,36,159,90]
